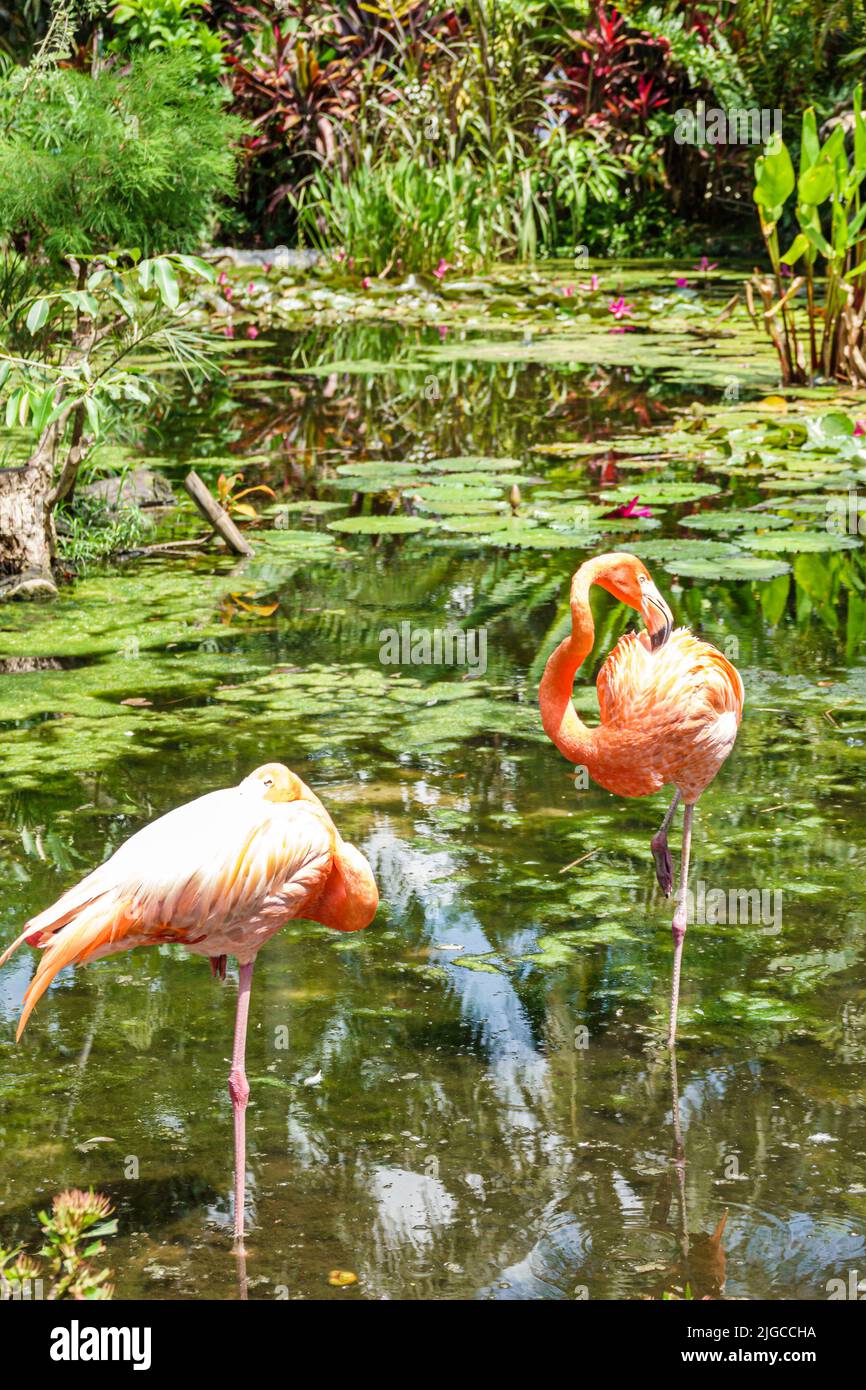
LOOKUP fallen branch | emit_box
[183,471,254,557]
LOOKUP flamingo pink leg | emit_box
[651,790,681,896]
[667,803,694,1049]
[229,960,255,1246]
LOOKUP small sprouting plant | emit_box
[0,1189,117,1301]
[216,471,275,522]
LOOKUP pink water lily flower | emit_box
[695,256,718,273]
[361,276,372,290]
[580,274,600,292]
[604,496,652,519]
[854,420,866,437]
[218,271,229,286]
[608,296,634,320]
[563,284,575,297]
[433,258,453,280]
[675,277,690,288]
[223,324,234,338]
[248,282,256,295]
[246,325,259,339]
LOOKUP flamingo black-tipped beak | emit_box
[643,582,673,650]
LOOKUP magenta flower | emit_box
[361,276,372,290]
[563,284,575,298]
[218,271,229,286]
[246,325,259,339]
[608,296,634,320]
[603,496,652,519]
[224,286,233,301]
[695,256,718,273]
[675,277,690,288]
[248,282,256,295]
[580,274,600,292]
[433,258,453,280]
[854,420,866,437]
[437,324,448,341]
[223,324,234,338]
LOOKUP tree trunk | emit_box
[0,297,97,601]
[0,454,58,600]
[0,257,133,601]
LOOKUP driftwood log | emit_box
[183,471,254,557]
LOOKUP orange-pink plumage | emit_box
[539,552,744,1046]
[1,762,378,1244]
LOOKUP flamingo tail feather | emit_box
[3,894,132,1040]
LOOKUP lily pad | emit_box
[680,511,792,532]
[415,498,508,516]
[427,455,524,471]
[411,484,504,502]
[622,539,742,562]
[738,531,861,553]
[664,555,792,580]
[440,514,522,533]
[605,482,721,504]
[327,515,436,535]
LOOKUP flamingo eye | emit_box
[263,777,273,788]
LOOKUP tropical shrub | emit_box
[749,88,866,385]
[110,0,227,84]
[0,50,244,260]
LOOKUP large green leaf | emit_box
[754,136,795,222]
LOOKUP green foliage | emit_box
[716,0,864,111]
[0,0,106,64]
[0,1189,116,1300]
[56,494,147,569]
[0,50,244,259]
[298,157,493,275]
[297,125,626,272]
[750,88,866,383]
[0,251,217,453]
[629,3,752,108]
[111,0,226,84]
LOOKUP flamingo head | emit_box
[244,762,312,803]
[585,552,674,651]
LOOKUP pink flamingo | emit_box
[539,554,744,1045]
[1,763,379,1245]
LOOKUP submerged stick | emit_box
[183,471,254,557]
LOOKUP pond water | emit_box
[2,261,866,1300]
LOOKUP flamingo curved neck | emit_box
[309,840,379,933]
[539,563,601,766]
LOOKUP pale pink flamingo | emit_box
[539,553,744,1045]
[1,763,379,1245]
